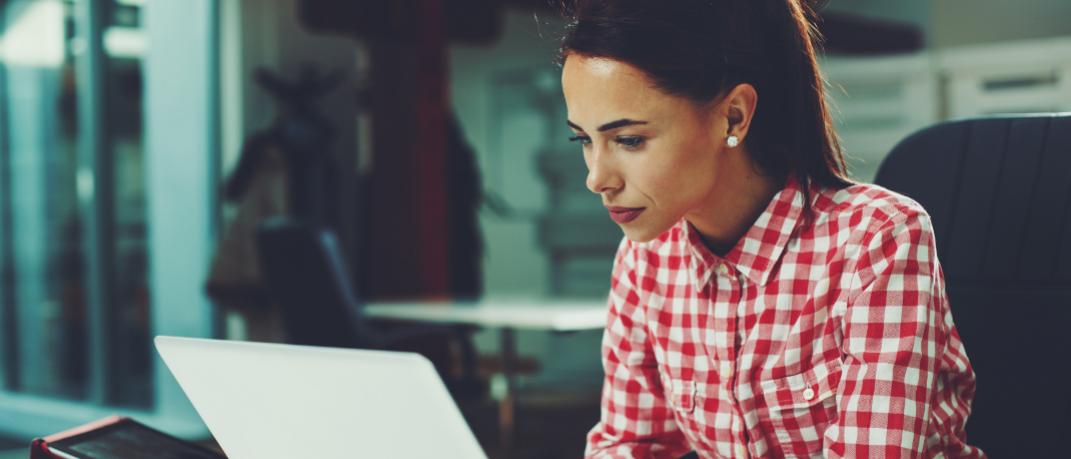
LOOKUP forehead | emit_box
[562,55,684,127]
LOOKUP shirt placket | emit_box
[711,261,750,458]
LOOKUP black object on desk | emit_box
[30,416,224,459]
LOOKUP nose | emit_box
[585,148,622,195]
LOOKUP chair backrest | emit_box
[874,113,1071,457]
[256,217,367,348]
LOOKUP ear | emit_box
[716,83,759,144]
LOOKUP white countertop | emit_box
[364,297,608,331]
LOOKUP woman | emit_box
[558,1,985,458]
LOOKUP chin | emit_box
[620,221,673,243]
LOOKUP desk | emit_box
[364,298,606,451]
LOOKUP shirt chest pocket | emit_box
[756,358,843,455]
[658,370,711,451]
[660,371,697,414]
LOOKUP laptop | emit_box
[154,336,487,459]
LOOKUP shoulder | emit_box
[821,182,929,225]
[815,182,938,281]
[817,181,934,243]
[819,183,940,294]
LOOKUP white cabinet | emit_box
[939,37,1071,118]
[822,53,940,182]
[821,36,1071,183]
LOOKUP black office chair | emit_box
[873,113,1071,457]
[255,217,483,396]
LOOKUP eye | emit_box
[615,136,645,150]
[568,135,592,147]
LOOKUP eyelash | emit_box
[568,135,646,150]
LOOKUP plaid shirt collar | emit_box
[682,174,812,289]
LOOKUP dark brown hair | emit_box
[558,0,856,222]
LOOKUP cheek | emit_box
[641,146,715,207]
[643,166,683,200]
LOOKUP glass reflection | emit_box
[0,0,89,399]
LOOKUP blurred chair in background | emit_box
[874,113,1071,457]
[255,217,485,399]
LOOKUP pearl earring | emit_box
[726,135,739,148]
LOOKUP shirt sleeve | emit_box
[823,210,950,458]
[585,238,691,459]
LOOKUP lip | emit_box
[606,206,645,224]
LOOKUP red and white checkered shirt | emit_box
[585,174,985,458]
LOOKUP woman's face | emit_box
[561,54,730,242]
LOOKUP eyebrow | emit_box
[567,118,649,133]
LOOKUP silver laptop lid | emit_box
[155,336,487,459]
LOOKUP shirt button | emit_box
[803,387,816,401]
[718,264,730,276]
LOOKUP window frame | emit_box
[0,0,220,439]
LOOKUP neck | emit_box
[686,151,783,256]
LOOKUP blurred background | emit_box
[0,0,1068,458]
